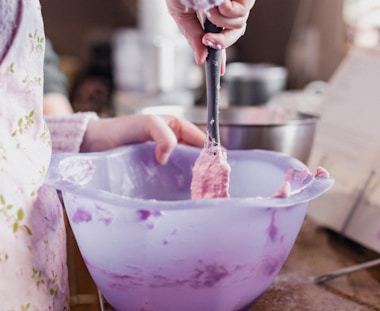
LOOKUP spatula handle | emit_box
[204,18,223,146]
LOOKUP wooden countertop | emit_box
[251,218,380,311]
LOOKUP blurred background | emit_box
[39,1,380,310]
[41,0,372,117]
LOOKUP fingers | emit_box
[201,0,254,53]
[166,2,208,65]
[166,0,254,66]
[218,0,247,18]
[161,115,206,147]
[83,113,206,165]
[208,9,248,29]
[202,25,247,51]
[207,0,255,29]
[147,116,179,165]
[202,1,251,51]
[115,114,205,165]
[217,0,256,19]
[149,115,206,165]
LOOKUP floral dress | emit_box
[0,0,69,309]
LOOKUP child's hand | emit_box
[81,114,206,165]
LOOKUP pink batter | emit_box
[273,166,330,198]
[191,145,231,199]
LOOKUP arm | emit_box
[43,38,74,115]
[43,93,74,115]
[45,113,206,164]
[81,114,206,164]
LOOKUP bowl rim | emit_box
[46,143,334,212]
[140,105,320,127]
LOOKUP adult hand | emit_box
[81,114,206,165]
[166,0,256,73]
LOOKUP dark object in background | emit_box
[70,42,114,115]
[222,63,288,106]
[44,38,69,97]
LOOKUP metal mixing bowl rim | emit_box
[193,113,319,127]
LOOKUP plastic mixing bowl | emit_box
[45,142,333,311]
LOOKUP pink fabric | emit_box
[0,1,89,309]
[45,112,98,153]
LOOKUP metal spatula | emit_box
[314,257,380,284]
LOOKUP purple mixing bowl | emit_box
[45,142,333,311]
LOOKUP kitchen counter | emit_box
[251,218,380,311]
[99,218,380,311]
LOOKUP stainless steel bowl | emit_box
[223,63,288,106]
[140,105,318,163]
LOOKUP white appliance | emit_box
[112,1,200,114]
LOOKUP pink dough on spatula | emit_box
[191,142,231,199]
